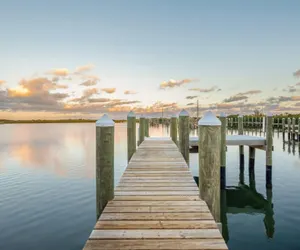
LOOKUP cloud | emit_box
[124,90,138,95]
[160,78,197,89]
[186,95,197,99]
[88,98,111,103]
[296,82,300,86]
[293,69,300,78]
[189,86,218,93]
[0,80,6,85]
[80,79,98,86]
[101,88,116,94]
[74,64,95,74]
[238,90,262,95]
[47,68,69,77]
[186,102,195,106]
[267,95,300,103]
[223,94,248,103]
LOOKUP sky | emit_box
[1,0,300,120]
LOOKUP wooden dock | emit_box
[83,138,228,250]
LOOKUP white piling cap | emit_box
[198,111,221,126]
[127,111,136,117]
[220,112,227,117]
[179,109,189,117]
[140,114,145,119]
[96,114,115,127]
[266,112,273,117]
[238,114,243,118]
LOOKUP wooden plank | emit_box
[83,239,228,249]
[117,183,197,187]
[107,200,206,206]
[89,229,222,239]
[104,206,209,213]
[100,212,213,220]
[95,220,218,229]
[115,187,199,191]
[113,195,201,201]
[114,191,200,196]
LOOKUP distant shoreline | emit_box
[0,119,127,124]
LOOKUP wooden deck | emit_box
[83,138,228,250]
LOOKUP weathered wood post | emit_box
[249,146,255,170]
[171,114,178,145]
[127,111,136,162]
[144,117,149,137]
[179,109,190,165]
[96,114,114,219]
[219,112,226,190]
[198,111,221,222]
[238,115,244,167]
[138,115,145,146]
[282,118,285,140]
[266,113,273,189]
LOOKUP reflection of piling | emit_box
[287,118,291,140]
[220,112,226,189]
[292,118,296,141]
[138,116,145,146]
[266,113,273,189]
[282,118,285,140]
[220,189,229,242]
[238,115,244,168]
[264,188,275,238]
[127,111,136,162]
[179,110,190,165]
[171,115,178,145]
[96,114,114,219]
[198,111,221,222]
[249,146,255,170]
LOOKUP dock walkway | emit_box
[83,138,227,250]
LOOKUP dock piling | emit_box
[171,115,178,145]
[198,111,221,222]
[138,115,145,146]
[238,115,244,167]
[127,111,136,162]
[220,112,226,189]
[179,109,190,165]
[95,114,114,219]
[266,113,273,189]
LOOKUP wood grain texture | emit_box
[83,138,227,250]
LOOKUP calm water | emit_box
[0,123,300,250]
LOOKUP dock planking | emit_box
[83,138,228,250]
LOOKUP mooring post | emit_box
[138,115,145,146]
[220,112,226,190]
[238,115,244,167]
[96,114,114,219]
[171,114,178,145]
[179,109,190,165]
[144,117,149,137]
[198,111,221,222]
[127,111,136,162]
[249,146,255,170]
[266,113,273,189]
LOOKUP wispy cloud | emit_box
[238,90,262,95]
[80,79,98,86]
[124,90,138,95]
[186,95,197,99]
[160,78,197,89]
[223,94,248,103]
[101,88,116,94]
[74,64,95,74]
[47,68,69,77]
[189,86,219,93]
[0,80,6,85]
[186,102,195,106]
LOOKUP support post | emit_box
[198,111,221,222]
[292,118,296,141]
[127,111,136,162]
[144,117,149,137]
[138,115,145,146]
[238,115,244,167]
[287,118,291,140]
[171,115,178,145]
[96,114,114,219]
[219,112,226,189]
[249,146,255,169]
[266,113,273,188]
[179,110,190,165]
